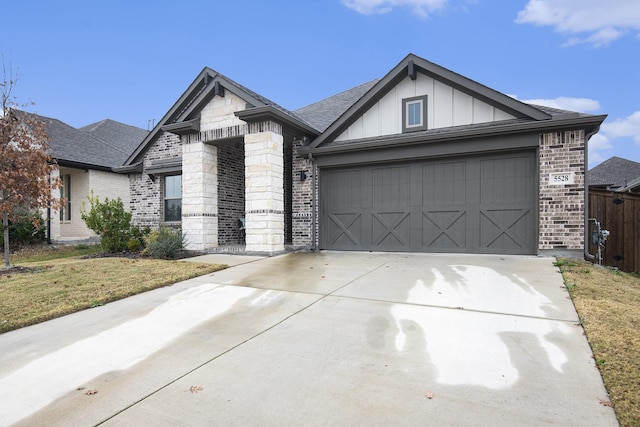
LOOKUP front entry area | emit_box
[320,151,537,254]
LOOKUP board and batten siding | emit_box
[335,74,516,141]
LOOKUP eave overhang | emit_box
[56,159,114,173]
[298,114,607,157]
[235,106,320,137]
[144,157,182,175]
[161,118,200,135]
[113,162,143,174]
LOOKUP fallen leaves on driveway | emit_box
[189,386,203,393]
[599,399,613,407]
[424,391,435,399]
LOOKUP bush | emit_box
[80,193,148,253]
[142,227,186,259]
[0,208,46,248]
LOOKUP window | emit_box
[60,174,71,221]
[402,95,428,133]
[164,175,182,222]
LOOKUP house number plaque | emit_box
[549,172,575,185]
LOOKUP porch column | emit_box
[244,123,284,253]
[182,141,218,251]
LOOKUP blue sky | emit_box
[2,0,639,167]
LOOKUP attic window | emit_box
[402,95,427,133]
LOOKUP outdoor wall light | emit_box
[300,170,307,182]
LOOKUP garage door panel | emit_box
[325,169,363,209]
[372,166,411,207]
[479,208,532,253]
[422,210,467,250]
[422,162,467,206]
[326,213,363,249]
[320,151,536,254]
[480,156,534,205]
[372,211,411,249]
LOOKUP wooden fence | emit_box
[588,189,640,273]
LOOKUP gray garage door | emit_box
[320,151,537,254]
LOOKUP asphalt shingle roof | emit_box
[588,156,640,188]
[80,119,149,165]
[294,80,379,132]
[17,112,148,169]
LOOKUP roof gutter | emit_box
[235,106,320,137]
[113,162,143,174]
[299,114,608,157]
[56,159,114,172]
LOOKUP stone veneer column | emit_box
[182,141,218,251]
[244,126,284,253]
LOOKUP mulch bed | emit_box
[0,265,49,277]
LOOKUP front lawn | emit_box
[558,258,640,427]
[0,245,225,333]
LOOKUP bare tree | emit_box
[1,62,62,269]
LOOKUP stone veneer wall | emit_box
[244,125,284,253]
[538,129,586,250]
[130,131,182,228]
[217,143,245,245]
[201,92,247,129]
[291,140,313,248]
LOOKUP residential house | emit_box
[38,115,148,243]
[587,156,640,271]
[119,54,606,255]
[588,156,640,194]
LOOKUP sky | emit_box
[2,0,639,168]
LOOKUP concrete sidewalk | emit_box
[0,252,617,426]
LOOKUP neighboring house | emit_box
[119,53,606,255]
[35,115,148,243]
[587,156,640,272]
[588,156,640,194]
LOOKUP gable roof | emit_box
[17,111,147,170]
[124,67,316,167]
[588,156,640,190]
[296,54,609,157]
[80,119,149,163]
[294,79,379,132]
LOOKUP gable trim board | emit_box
[121,53,606,255]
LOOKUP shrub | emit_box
[0,208,46,248]
[80,193,144,253]
[143,227,186,259]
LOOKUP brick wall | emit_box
[217,142,245,245]
[291,140,314,248]
[130,131,181,228]
[538,129,586,250]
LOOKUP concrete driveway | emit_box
[0,252,617,426]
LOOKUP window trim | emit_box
[163,174,182,223]
[60,174,71,222]
[402,95,428,133]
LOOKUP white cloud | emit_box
[515,0,640,46]
[586,111,640,166]
[520,96,601,112]
[341,0,448,17]
[587,133,613,166]
[601,111,640,145]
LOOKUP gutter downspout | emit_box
[584,125,601,261]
